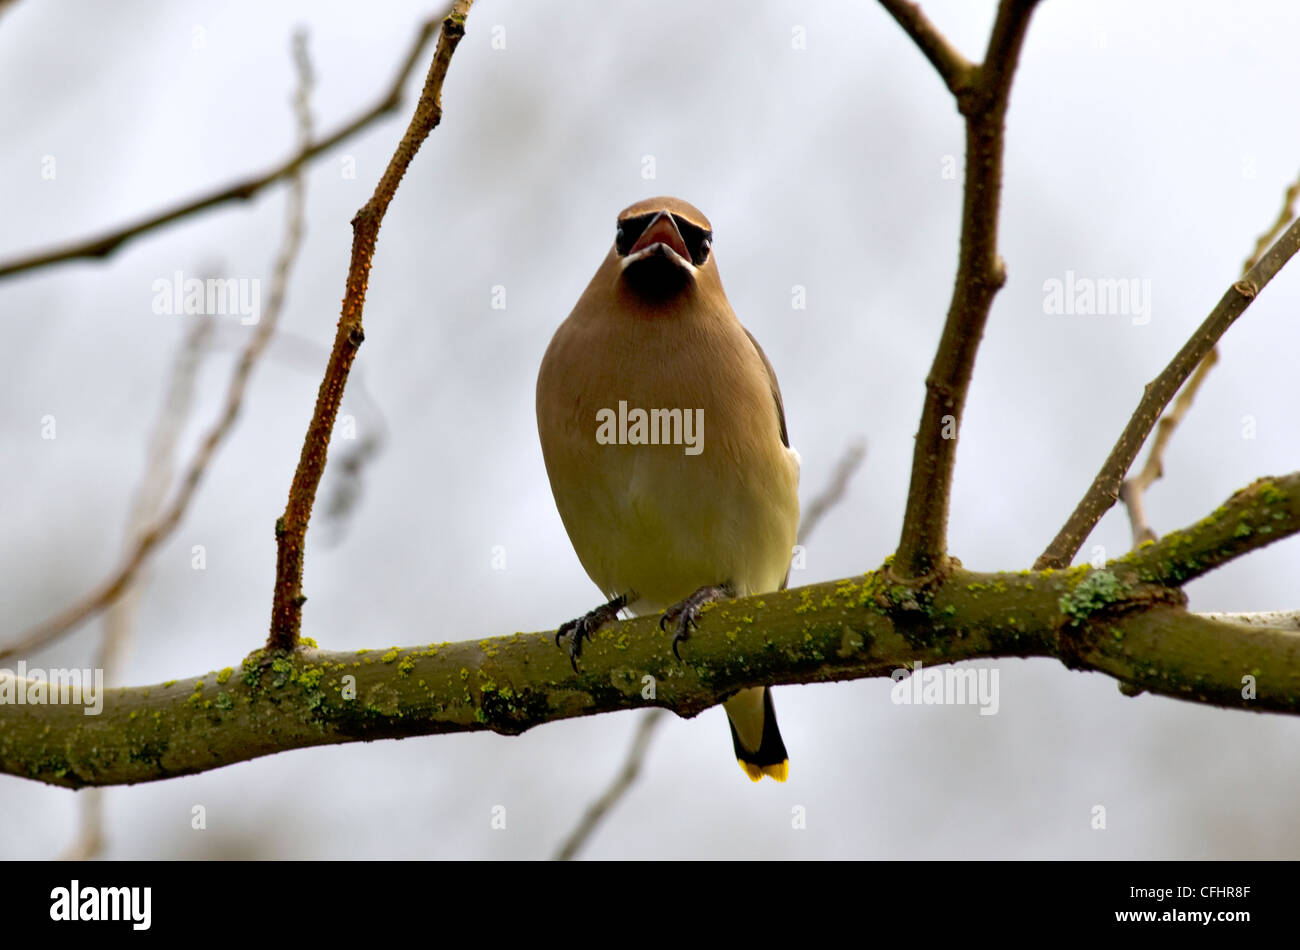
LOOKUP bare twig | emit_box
[0,11,447,281]
[61,315,215,861]
[552,708,667,861]
[61,32,317,861]
[1118,352,1218,547]
[1243,175,1300,275]
[798,439,867,545]
[2,32,315,663]
[108,314,219,666]
[60,789,106,861]
[1116,475,1299,586]
[892,0,1041,580]
[1119,168,1300,547]
[206,326,391,547]
[551,439,867,861]
[1117,476,1157,548]
[1035,214,1300,571]
[877,0,975,97]
[268,1,474,651]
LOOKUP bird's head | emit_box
[613,196,715,300]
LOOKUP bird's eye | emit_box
[673,215,712,266]
[615,214,655,256]
[695,237,712,266]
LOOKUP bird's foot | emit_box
[660,582,735,660]
[556,592,630,672]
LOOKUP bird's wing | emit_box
[742,327,789,449]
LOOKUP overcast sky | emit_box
[2,0,1299,859]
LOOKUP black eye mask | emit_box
[616,213,713,266]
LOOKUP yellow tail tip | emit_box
[738,759,789,782]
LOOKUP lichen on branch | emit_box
[4,471,1297,789]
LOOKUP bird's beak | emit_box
[623,211,692,269]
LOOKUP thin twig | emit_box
[60,315,215,861]
[877,0,975,97]
[1116,475,1300,586]
[0,11,447,281]
[1118,352,1218,547]
[552,708,667,861]
[551,439,867,861]
[892,0,1041,580]
[61,32,317,860]
[1035,214,1300,571]
[1243,175,1300,275]
[1117,477,1157,548]
[268,1,474,651]
[207,326,391,547]
[798,439,867,545]
[2,32,315,663]
[1119,168,1300,546]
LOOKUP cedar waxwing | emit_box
[536,196,800,782]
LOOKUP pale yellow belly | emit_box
[548,430,799,612]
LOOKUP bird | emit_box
[535,196,800,782]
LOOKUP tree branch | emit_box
[1035,214,1300,570]
[1119,166,1300,547]
[1243,173,1300,275]
[1118,351,1218,546]
[1201,611,1300,632]
[876,0,975,97]
[59,30,318,863]
[1115,475,1300,586]
[202,324,391,548]
[268,1,473,651]
[0,41,315,662]
[63,315,215,861]
[797,438,867,545]
[0,10,447,282]
[5,470,1296,790]
[552,708,667,861]
[893,0,1040,579]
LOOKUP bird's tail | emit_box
[723,686,788,782]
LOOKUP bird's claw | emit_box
[555,593,628,672]
[660,582,733,662]
[556,616,593,672]
[661,604,699,660]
